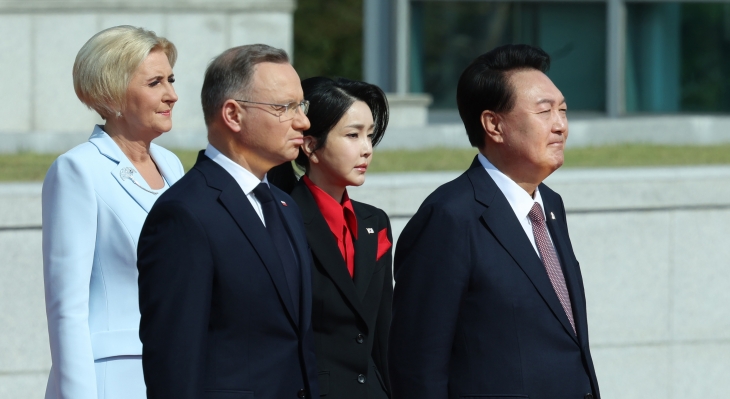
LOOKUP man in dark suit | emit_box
[137,44,318,399]
[389,44,600,399]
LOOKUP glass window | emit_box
[626,3,730,113]
[411,1,606,112]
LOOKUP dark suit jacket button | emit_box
[357,374,366,384]
[584,394,593,399]
[297,388,307,398]
[356,333,364,344]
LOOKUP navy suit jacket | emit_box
[137,152,319,399]
[389,157,599,399]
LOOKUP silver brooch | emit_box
[120,167,159,195]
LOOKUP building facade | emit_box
[0,0,295,152]
[365,0,730,118]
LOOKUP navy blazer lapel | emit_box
[541,187,588,343]
[196,153,299,327]
[352,204,377,300]
[270,185,313,329]
[271,187,308,270]
[468,159,579,344]
[291,182,369,326]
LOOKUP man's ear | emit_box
[480,110,504,144]
[302,136,319,164]
[221,100,243,132]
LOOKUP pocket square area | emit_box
[376,228,391,261]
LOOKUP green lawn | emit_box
[4,144,730,181]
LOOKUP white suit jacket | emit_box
[42,125,185,399]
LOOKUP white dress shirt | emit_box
[477,153,554,257]
[205,144,269,226]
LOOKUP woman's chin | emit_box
[346,175,366,187]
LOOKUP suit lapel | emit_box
[197,154,299,327]
[272,186,313,329]
[468,161,579,344]
[352,204,377,300]
[291,182,368,326]
[542,189,588,343]
[89,126,157,213]
[272,188,308,270]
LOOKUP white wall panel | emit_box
[33,14,99,133]
[0,15,32,132]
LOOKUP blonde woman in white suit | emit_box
[42,26,184,399]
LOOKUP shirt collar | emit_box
[302,175,358,240]
[205,143,268,195]
[477,152,546,221]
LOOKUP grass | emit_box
[4,144,730,181]
[0,153,64,182]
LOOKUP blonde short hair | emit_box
[73,25,177,119]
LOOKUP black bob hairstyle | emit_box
[295,76,389,169]
[268,77,389,193]
[456,44,551,149]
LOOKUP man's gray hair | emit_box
[201,44,290,125]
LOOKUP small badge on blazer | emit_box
[366,228,374,234]
[280,201,288,206]
[550,212,555,220]
[119,166,158,195]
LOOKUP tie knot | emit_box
[528,202,545,223]
[253,182,274,203]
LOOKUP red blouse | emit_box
[302,176,358,278]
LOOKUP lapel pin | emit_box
[366,228,374,234]
[119,167,158,195]
[550,212,555,220]
[280,200,288,206]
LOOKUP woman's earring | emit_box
[115,111,122,118]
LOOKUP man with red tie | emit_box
[389,44,600,399]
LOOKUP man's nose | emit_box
[553,111,567,132]
[292,112,311,131]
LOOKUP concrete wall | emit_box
[0,0,295,152]
[0,183,46,398]
[3,166,730,397]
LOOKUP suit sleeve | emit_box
[389,205,471,399]
[137,201,214,399]
[373,210,393,393]
[42,155,99,399]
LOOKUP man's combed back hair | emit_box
[201,44,289,125]
[456,44,550,148]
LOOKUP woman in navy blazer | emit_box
[42,26,184,399]
[269,77,392,398]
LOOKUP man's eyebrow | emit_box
[536,98,567,105]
